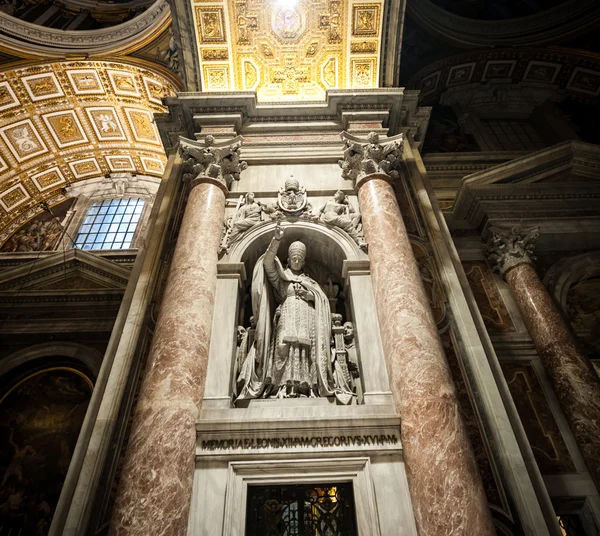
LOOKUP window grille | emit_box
[246,483,358,536]
[73,198,144,250]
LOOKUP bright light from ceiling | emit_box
[276,0,298,9]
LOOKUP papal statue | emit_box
[236,224,336,401]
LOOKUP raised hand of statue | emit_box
[274,221,284,241]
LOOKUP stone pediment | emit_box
[450,141,600,251]
[0,248,131,293]
[453,141,600,224]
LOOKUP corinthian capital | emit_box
[484,225,540,277]
[338,131,404,184]
[179,135,248,190]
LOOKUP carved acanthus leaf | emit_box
[179,135,247,189]
[338,131,404,184]
[484,225,540,277]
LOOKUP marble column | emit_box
[109,137,245,536]
[341,132,496,535]
[486,226,600,490]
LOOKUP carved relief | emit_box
[197,8,227,43]
[22,73,64,101]
[339,131,404,184]
[351,58,375,87]
[202,48,229,61]
[69,158,101,179]
[180,135,247,190]
[43,111,88,148]
[350,40,376,54]
[0,81,19,111]
[316,190,366,250]
[66,70,104,95]
[105,155,136,172]
[125,109,160,144]
[0,184,29,210]
[202,65,230,90]
[108,70,139,96]
[140,156,165,175]
[31,167,66,192]
[0,120,48,162]
[86,107,126,141]
[352,5,379,36]
[484,225,539,277]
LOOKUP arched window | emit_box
[72,198,145,250]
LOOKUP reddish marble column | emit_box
[357,173,495,535]
[109,176,226,536]
[504,261,600,489]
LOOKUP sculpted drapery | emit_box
[236,225,335,401]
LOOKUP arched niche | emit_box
[226,220,367,324]
[0,344,99,535]
[544,251,600,355]
[204,219,385,408]
[226,219,366,281]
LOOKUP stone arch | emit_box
[226,219,367,275]
[544,251,600,353]
[0,341,103,381]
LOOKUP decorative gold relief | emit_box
[108,70,139,96]
[351,58,376,87]
[202,65,230,90]
[69,158,102,179]
[272,57,309,94]
[243,60,259,89]
[140,156,165,175]
[0,119,48,162]
[352,5,380,36]
[42,111,88,148]
[22,73,64,102]
[306,41,319,57]
[125,108,160,144]
[202,49,229,61]
[0,184,29,211]
[142,77,165,104]
[0,81,20,111]
[197,8,227,43]
[31,167,66,192]
[321,56,337,88]
[86,107,127,141]
[350,40,377,54]
[105,155,136,172]
[66,70,104,95]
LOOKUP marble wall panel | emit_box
[463,261,516,332]
[232,163,349,193]
[500,362,576,475]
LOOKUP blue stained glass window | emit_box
[73,198,145,250]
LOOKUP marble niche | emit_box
[188,168,418,536]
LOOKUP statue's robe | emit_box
[236,253,334,401]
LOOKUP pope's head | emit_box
[287,241,306,271]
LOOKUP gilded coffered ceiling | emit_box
[0,59,178,244]
[192,0,385,101]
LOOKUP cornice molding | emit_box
[0,0,170,58]
[407,0,600,47]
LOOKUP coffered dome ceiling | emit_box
[192,0,389,101]
[0,59,178,244]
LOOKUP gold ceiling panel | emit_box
[192,0,385,101]
[0,59,178,244]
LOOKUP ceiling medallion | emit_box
[272,6,305,41]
